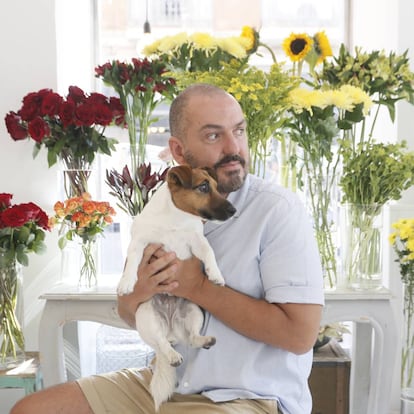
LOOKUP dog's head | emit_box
[167,165,236,221]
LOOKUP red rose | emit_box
[35,208,51,230]
[67,86,86,104]
[1,205,30,227]
[93,103,113,126]
[59,101,76,127]
[5,112,28,140]
[75,103,95,126]
[28,117,50,142]
[20,89,51,121]
[109,97,126,126]
[41,92,63,117]
[0,193,13,211]
[88,93,108,106]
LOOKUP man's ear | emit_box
[168,136,186,165]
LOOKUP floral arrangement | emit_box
[51,192,116,286]
[106,163,169,216]
[95,57,177,173]
[286,85,372,288]
[0,193,50,266]
[142,27,265,72]
[5,86,125,168]
[389,218,414,388]
[0,193,51,364]
[173,59,297,177]
[95,57,176,214]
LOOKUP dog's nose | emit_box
[226,203,237,217]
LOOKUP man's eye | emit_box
[235,128,245,136]
[196,181,210,193]
[206,133,219,141]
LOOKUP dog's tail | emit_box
[151,354,177,411]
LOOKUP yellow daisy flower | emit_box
[216,37,248,59]
[282,33,313,62]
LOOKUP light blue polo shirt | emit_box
[175,174,324,414]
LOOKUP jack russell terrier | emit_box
[117,164,236,410]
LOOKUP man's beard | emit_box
[183,152,248,194]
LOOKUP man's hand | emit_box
[117,244,179,328]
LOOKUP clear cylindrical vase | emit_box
[340,203,384,290]
[0,253,25,369]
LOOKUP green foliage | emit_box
[340,140,414,206]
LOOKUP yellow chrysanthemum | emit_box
[338,85,373,115]
[216,37,248,59]
[282,33,313,62]
[156,32,188,53]
[313,31,333,64]
[288,88,328,113]
[191,32,216,50]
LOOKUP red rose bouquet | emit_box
[5,86,125,168]
[0,193,51,366]
[0,193,50,266]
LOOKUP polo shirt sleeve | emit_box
[260,192,325,305]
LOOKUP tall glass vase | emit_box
[0,252,25,369]
[59,149,95,198]
[340,203,384,290]
[401,281,414,413]
[304,173,339,290]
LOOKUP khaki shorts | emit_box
[77,367,280,414]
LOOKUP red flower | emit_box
[41,92,63,117]
[5,112,27,140]
[28,117,50,142]
[1,205,31,228]
[93,103,113,126]
[0,193,13,211]
[75,103,95,126]
[59,101,76,127]
[67,86,86,104]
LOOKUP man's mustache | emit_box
[214,155,246,169]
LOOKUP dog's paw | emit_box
[206,271,225,286]
[166,349,183,367]
[202,336,216,349]
[117,276,137,295]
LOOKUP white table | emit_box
[38,284,397,414]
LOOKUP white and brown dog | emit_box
[117,164,236,410]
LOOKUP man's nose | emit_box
[222,133,239,154]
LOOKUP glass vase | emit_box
[304,173,339,290]
[0,252,25,369]
[60,237,99,289]
[340,203,384,290]
[59,150,95,198]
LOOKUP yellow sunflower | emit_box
[313,31,333,64]
[240,26,259,53]
[282,33,313,62]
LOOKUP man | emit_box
[12,84,324,414]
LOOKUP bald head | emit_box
[169,84,236,140]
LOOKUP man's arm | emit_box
[170,256,322,355]
[118,244,322,354]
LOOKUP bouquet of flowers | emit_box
[142,27,263,72]
[0,193,51,365]
[51,192,116,287]
[106,163,169,216]
[286,85,372,288]
[5,86,125,197]
[95,57,177,173]
[390,218,414,389]
[5,86,125,167]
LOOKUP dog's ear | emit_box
[167,165,193,189]
[203,167,217,181]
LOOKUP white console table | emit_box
[38,284,397,414]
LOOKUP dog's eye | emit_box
[196,181,210,194]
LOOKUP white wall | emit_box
[0,0,414,412]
